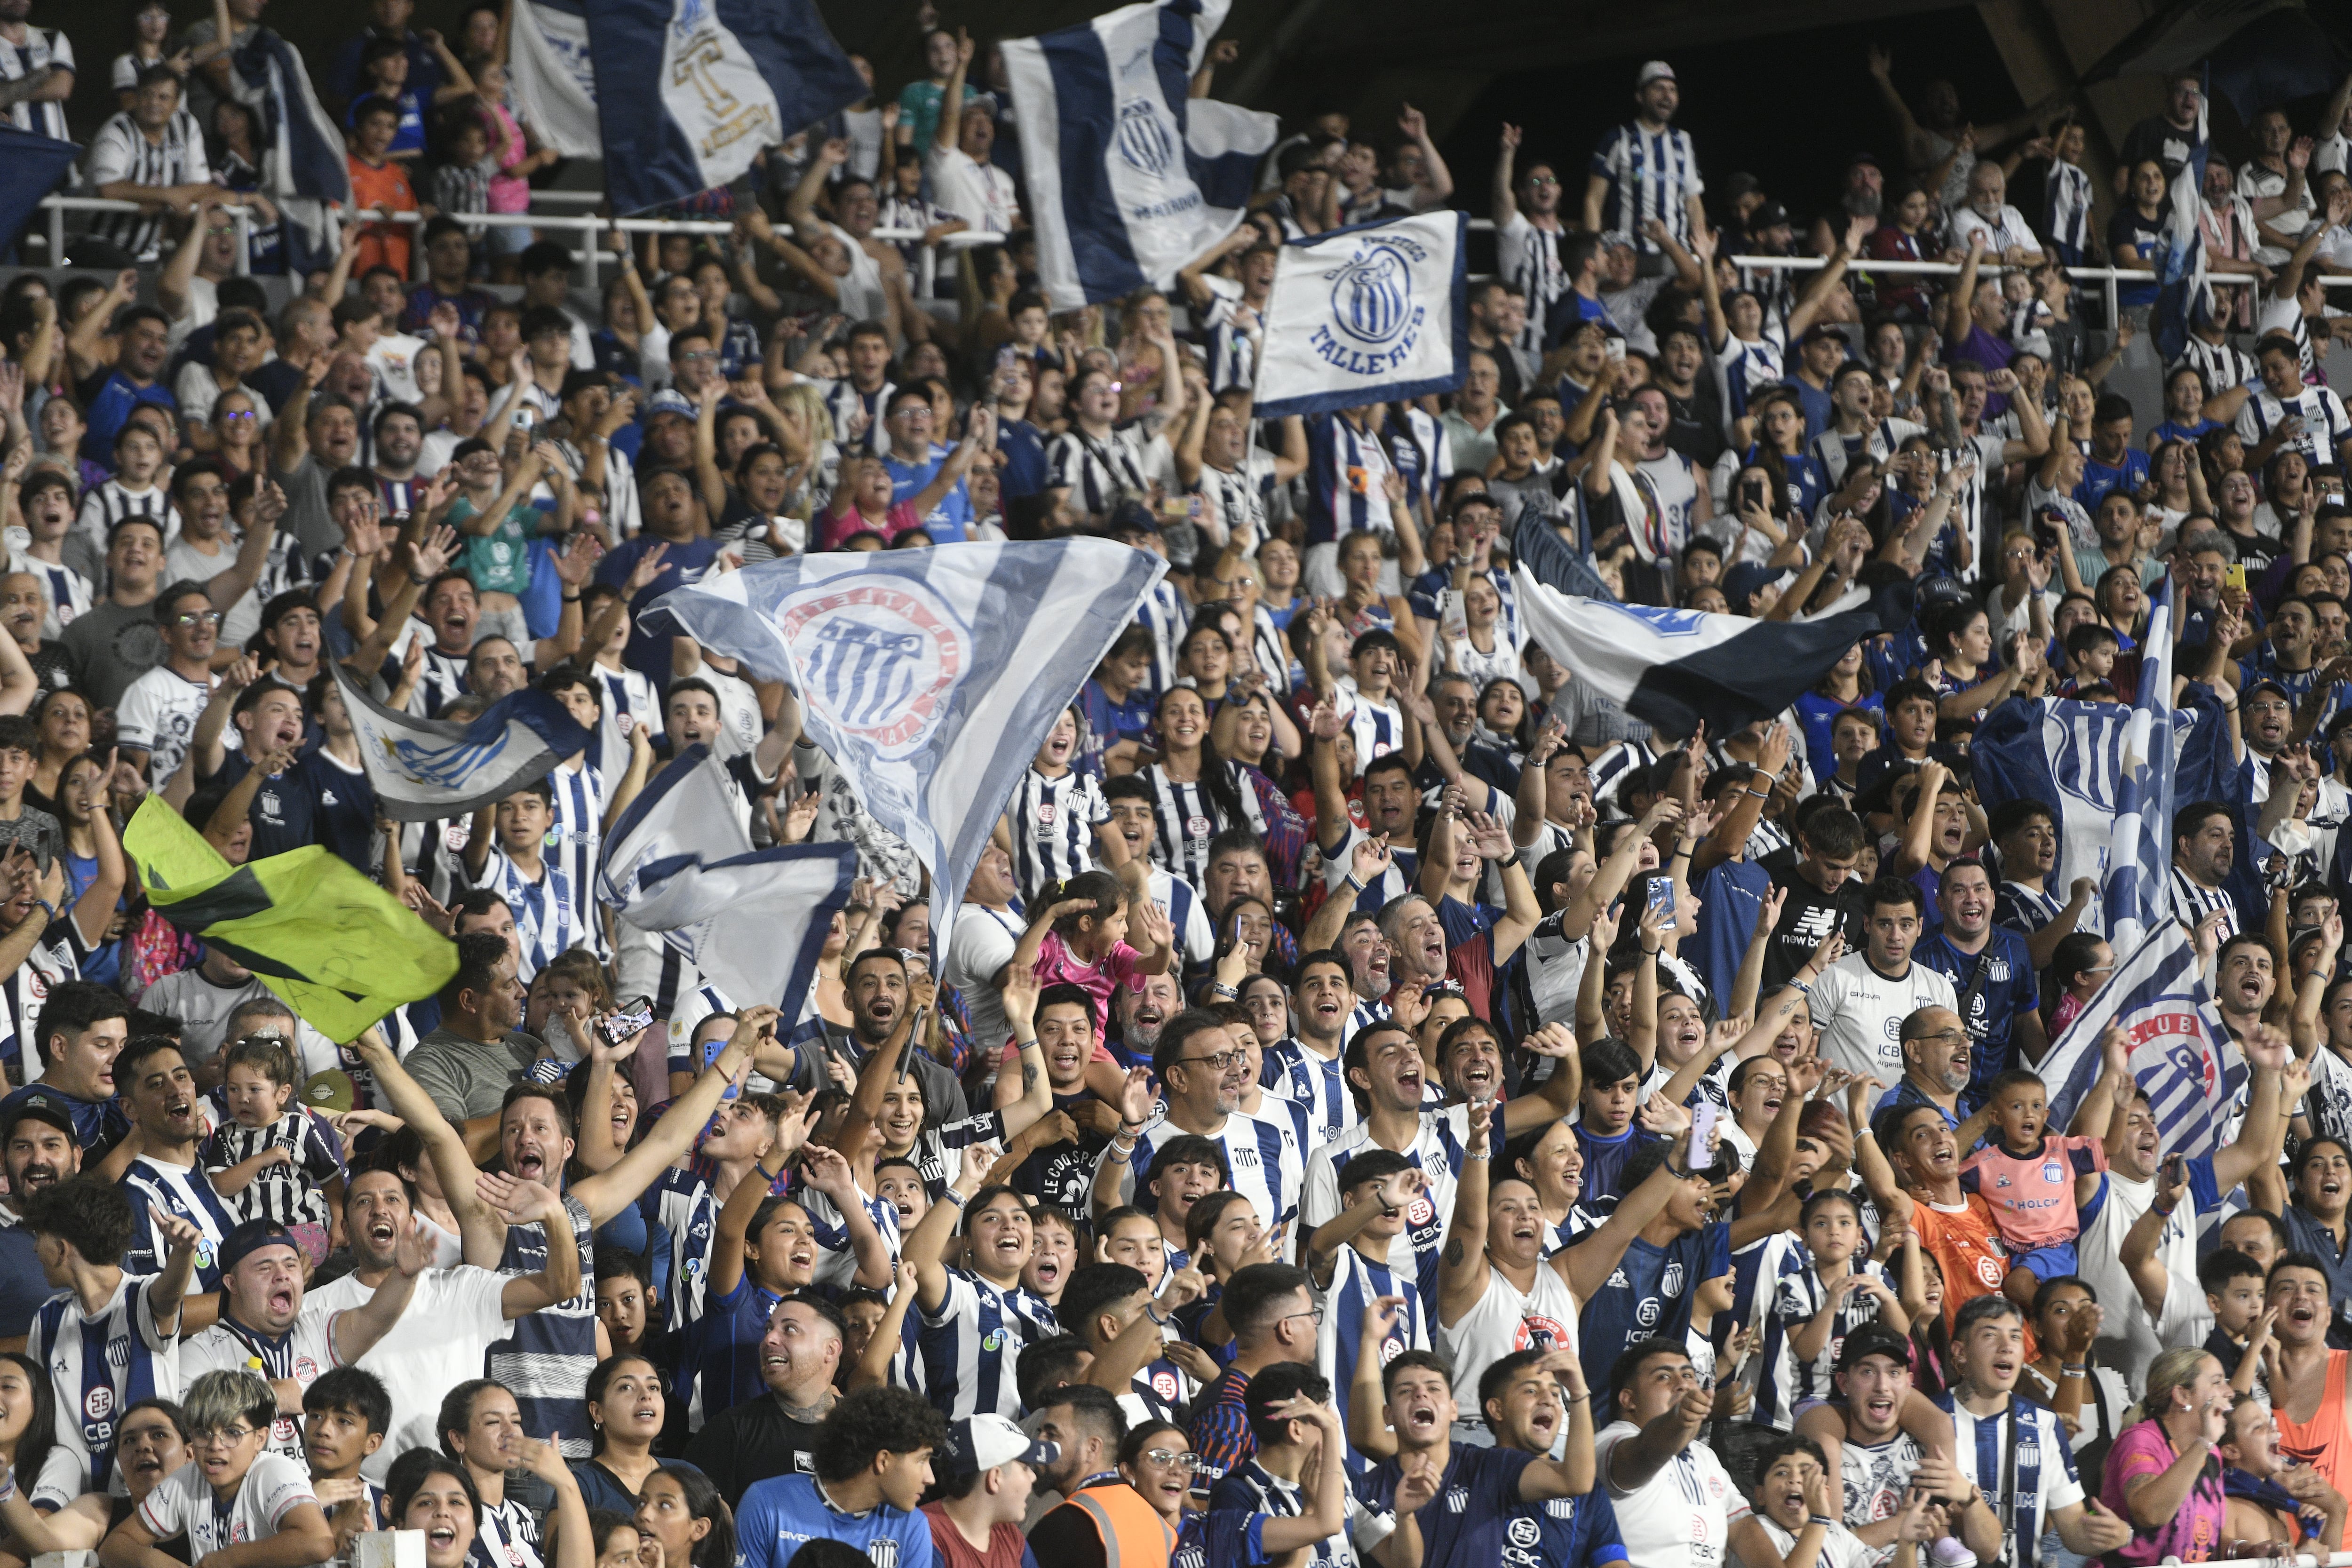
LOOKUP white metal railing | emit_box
[26,193,1003,299]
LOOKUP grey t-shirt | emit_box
[273,450,342,563]
[60,597,165,712]
[403,1026,544,1124]
[0,807,66,875]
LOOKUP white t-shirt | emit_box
[1947,202,2040,256]
[137,1451,316,1560]
[923,144,1018,235]
[1596,1420,1742,1568]
[1752,1514,1875,1568]
[116,663,216,787]
[1809,954,1959,1084]
[306,1265,515,1480]
[944,903,1023,1060]
[366,333,429,407]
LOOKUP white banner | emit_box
[1253,210,1468,418]
[507,0,603,160]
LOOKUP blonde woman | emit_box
[772,380,839,517]
[2100,1345,2232,1563]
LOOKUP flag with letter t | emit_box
[584,0,866,214]
[1254,211,1469,417]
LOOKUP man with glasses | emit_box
[1097,1011,1301,1239]
[115,579,223,788]
[881,387,972,543]
[1183,1263,1319,1496]
[1876,1006,1981,1130]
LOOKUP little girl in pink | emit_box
[1012,869,1176,1028]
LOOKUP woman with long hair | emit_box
[571,1355,683,1512]
[2017,1277,2131,1507]
[386,1449,483,1568]
[2097,564,2151,645]
[1132,685,1261,889]
[2101,1345,2231,1560]
[28,688,90,810]
[1118,1422,1194,1525]
[0,1349,86,1553]
[210,388,264,479]
[48,748,127,988]
[1795,643,1881,783]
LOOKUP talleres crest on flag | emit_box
[780,581,969,757]
[2122,995,2218,1095]
[1115,96,1179,177]
[1311,235,1428,376]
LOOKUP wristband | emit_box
[563,592,582,603]
[408,572,430,587]
[1641,943,1661,956]
[1014,1038,1039,1053]
[1809,1516,1838,1528]
[1104,1146,1132,1165]
[1462,1149,1489,1162]
[1343,872,1364,892]
[1747,786,1772,799]
[944,1189,969,1208]
[1211,983,1238,1000]
[2061,1365,2088,1377]
[32,899,57,923]
[1120,1118,1145,1132]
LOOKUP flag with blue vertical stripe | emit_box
[2149,67,2211,366]
[1000,0,1278,308]
[640,541,1167,977]
[2104,572,2177,950]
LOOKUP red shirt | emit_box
[922,1504,1028,1568]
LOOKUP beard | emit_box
[1844,188,1884,221]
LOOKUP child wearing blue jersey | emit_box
[1779,1190,1910,1405]
[735,1386,943,1568]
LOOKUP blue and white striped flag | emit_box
[583,0,866,215]
[1254,211,1469,418]
[1001,0,1278,308]
[332,662,593,822]
[226,26,350,273]
[2149,68,2211,365]
[600,744,856,1011]
[2104,574,2178,950]
[641,541,1167,972]
[2039,916,2243,1159]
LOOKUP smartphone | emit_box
[1689,1100,1718,1164]
[702,1029,742,1101]
[1646,877,1677,920]
[2224,563,2248,593]
[1741,477,1767,512]
[599,996,653,1049]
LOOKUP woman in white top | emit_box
[1434,1101,1683,1434]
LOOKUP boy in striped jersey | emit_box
[1304,1150,1428,1464]
[458,778,585,984]
[533,668,613,962]
[75,421,175,557]
[1006,706,1118,906]
[24,1175,203,1494]
[9,473,95,637]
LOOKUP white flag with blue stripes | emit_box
[1001,0,1277,308]
[640,541,1167,972]
[1253,211,1469,418]
[2104,574,2178,950]
[332,662,594,822]
[2149,70,2211,364]
[582,0,866,215]
[2038,918,2242,1160]
[599,744,856,1011]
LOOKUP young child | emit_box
[120,1369,335,1568]
[1776,1188,1910,1403]
[437,435,563,651]
[1959,1067,2113,1306]
[2059,621,2123,697]
[1005,706,1118,907]
[2199,1248,2268,1382]
[347,37,429,159]
[1010,868,1172,1029]
[459,778,586,984]
[301,1365,392,1553]
[74,421,174,561]
[1730,1434,1918,1568]
[345,97,419,277]
[428,111,498,225]
[201,1035,349,1262]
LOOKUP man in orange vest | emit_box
[1024,1385,1174,1568]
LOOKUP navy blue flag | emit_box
[0,125,79,258]
[226,26,350,273]
[585,0,866,215]
[331,662,594,821]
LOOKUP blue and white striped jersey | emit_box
[1260,1036,1358,1147]
[639,1167,719,1334]
[178,1300,338,1462]
[120,1157,237,1289]
[818,378,894,454]
[1142,764,1263,891]
[1313,1244,1429,1481]
[1100,1105,1307,1236]
[1143,867,1216,975]
[1136,577,1190,699]
[1939,1392,2084,1568]
[1384,406,1454,517]
[73,481,175,558]
[409,645,469,719]
[470,1494,543,1568]
[200,1110,346,1230]
[1008,765,1109,904]
[545,760,609,961]
[1302,414,1397,547]
[1496,214,1569,348]
[2171,867,2239,939]
[1773,1258,1896,1406]
[7,551,92,641]
[1047,425,1160,518]
[29,1274,181,1493]
[1318,822,1418,914]
[469,846,586,984]
[1590,122,1705,254]
[2236,382,2352,467]
[1300,1106,1469,1304]
[489,1194,599,1457]
[916,1270,1060,1419]
[1713,323,1788,430]
[1335,678,1406,777]
[2045,161,2095,264]
[591,661,659,783]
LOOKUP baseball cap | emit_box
[2245,678,2290,705]
[940,1415,1058,1478]
[1836,1324,1913,1373]
[218,1218,300,1274]
[1,1089,76,1141]
[644,388,695,420]
[1800,322,1847,346]
[1746,200,1791,232]
[1722,561,1781,614]
[1637,60,1676,87]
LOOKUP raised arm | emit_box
[570,1007,776,1227]
[352,1026,506,1265]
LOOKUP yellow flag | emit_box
[121,796,459,1043]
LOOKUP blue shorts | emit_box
[2011,1242,2079,1282]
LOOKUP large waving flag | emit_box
[226,26,350,274]
[641,541,1166,971]
[2102,574,2179,951]
[0,125,79,256]
[1254,212,1468,418]
[2039,918,2244,1159]
[2148,68,2211,366]
[122,796,457,1042]
[584,0,866,215]
[599,745,856,1011]
[1511,567,1910,737]
[508,0,604,159]
[1002,0,1279,308]
[332,662,594,821]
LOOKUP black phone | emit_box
[1741,477,1767,511]
[599,996,653,1049]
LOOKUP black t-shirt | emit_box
[681,1392,825,1508]
[1764,865,1868,989]
[1012,1087,1110,1210]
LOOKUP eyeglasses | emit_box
[1909,1027,1968,1046]
[191,1426,256,1449]
[1138,1449,1202,1471]
[222,410,257,423]
[1277,1306,1325,1329]
[1528,175,1559,187]
[172,611,222,628]
[679,350,719,363]
[1178,1050,1241,1071]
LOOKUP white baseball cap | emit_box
[1637,60,1676,87]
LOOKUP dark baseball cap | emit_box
[1836,1323,1913,1373]
[218,1218,300,1274]
[1,1090,76,1141]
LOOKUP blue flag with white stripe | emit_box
[600,745,856,1013]
[2105,573,2178,950]
[332,661,593,821]
[1001,0,1278,308]
[641,541,1167,975]
[2149,68,2211,365]
[583,0,866,215]
[1511,565,1910,738]
[225,26,350,273]
[2039,915,2242,1160]
[1253,211,1469,418]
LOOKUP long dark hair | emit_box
[646,1465,736,1568]
[1155,684,1248,829]
[584,1353,665,1458]
[386,1448,484,1530]
[0,1352,56,1486]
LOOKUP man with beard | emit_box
[367,401,435,526]
[1792,1325,1950,1553]
[773,948,969,1128]
[0,1090,80,1337]
[685,1292,850,1498]
[1308,744,1422,921]
[1,979,129,1151]
[305,1165,580,1478]
[1808,878,1956,1086]
[1915,860,2044,1098]
[1096,1011,1301,1235]
[399,934,538,1130]
[177,1212,442,1463]
[1877,1006,1980,1129]
[362,1005,781,1456]
[1112,970,1180,1067]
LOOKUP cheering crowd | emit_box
[10,0,2352,1563]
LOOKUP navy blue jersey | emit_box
[1461,1487,1630,1568]
[1914,926,2040,1096]
[1578,1222,1732,1386]
[1358,1442,1534,1568]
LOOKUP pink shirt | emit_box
[821,498,923,551]
[1959,1132,2106,1250]
[2100,1418,2225,1564]
[487,101,531,212]
[1032,930,1144,1027]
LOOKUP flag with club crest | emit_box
[1253,211,1469,418]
